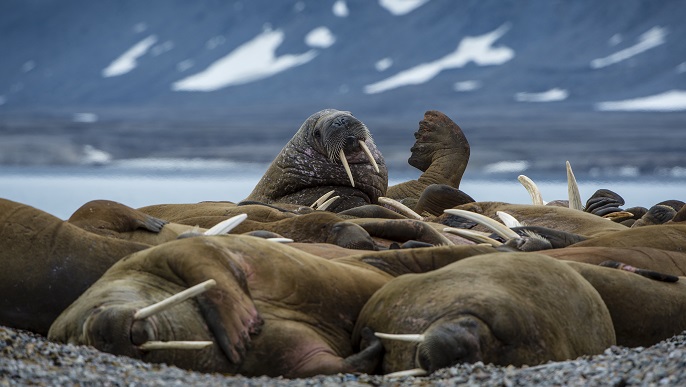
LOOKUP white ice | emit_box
[379,0,430,15]
[375,57,393,71]
[305,27,336,48]
[102,35,158,77]
[453,80,481,92]
[515,88,568,102]
[364,24,513,94]
[591,26,667,69]
[595,89,686,112]
[483,160,530,174]
[172,29,317,91]
[333,0,349,17]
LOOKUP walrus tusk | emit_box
[267,237,294,243]
[517,175,546,205]
[359,140,380,173]
[378,197,423,220]
[203,214,248,236]
[134,279,217,321]
[311,190,336,208]
[496,211,523,228]
[316,196,340,211]
[339,149,355,187]
[139,341,213,351]
[384,368,428,378]
[566,161,584,211]
[375,332,425,342]
[444,209,520,240]
[443,227,503,246]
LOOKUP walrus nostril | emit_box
[332,116,349,128]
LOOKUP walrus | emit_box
[0,198,151,335]
[353,252,615,375]
[385,111,471,212]
[244,109,388,212]
[48,237,497,377]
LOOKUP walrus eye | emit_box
[313,129,321,139]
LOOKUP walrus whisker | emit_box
[566,161,584,211]
[496,211,523,228]
[134,279,217,320]
[444,209,520,240]
[316,196,340,211]
[359,140,380,173]
[203,214,248,236]
[374,332,425,342]
[338,149,355,187]
[443,227,503,246]
[384,368,428,378]
[517,175,546,205]
[267,237,294,243]
[378,197,423,220]
[138,340,213,351]
[310,190,336,208]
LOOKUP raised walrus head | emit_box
[245,109,388,212]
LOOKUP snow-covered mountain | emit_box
[1,0,685,177]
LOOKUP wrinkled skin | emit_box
[245,109,388,212]
[569,223,686,251]
[354,252,615,374]
[47,237,496,378]
[386,111,470,210]
[0,198,150,335]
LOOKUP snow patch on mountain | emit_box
[595,89,686,111]
[333,0,349,17]
[454,80,482,92]
[364,23,514,94]
[515,88,569,102]
[305,27,336,48]
[102,35,158,77]
[379,0,430,15]
[172,29,317,91]
[591,26,667,69]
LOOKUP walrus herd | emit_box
[2,109,686,379]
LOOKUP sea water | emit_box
[1,161,684,220]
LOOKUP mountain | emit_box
[1,0,685,178]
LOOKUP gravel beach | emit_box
[2,325,685,386]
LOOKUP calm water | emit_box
[1,162,684,220]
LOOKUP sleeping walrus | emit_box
[353,252,615,375]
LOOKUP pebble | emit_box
[2,325,686,386]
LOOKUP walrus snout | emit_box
[81,305,144,358]
[416,318,485,373]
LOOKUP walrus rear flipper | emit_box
[69,199,168,234]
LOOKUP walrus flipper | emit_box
[68,199,168,234]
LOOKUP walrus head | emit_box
[245,109,388,212]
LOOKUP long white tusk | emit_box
[378,197,422,220]
[375,332,425,343]
[359,140,380,173]
[311,190,335,209]
[384,368,429,378]
[443,209,520,240]
[339,149,355,187]
[566,161,584,211]
[267,237,294,243]
[443,227,503,246]
[316,196,340,211]
[517,175,546,205]
[204,214,247,236]
[496,211,523,228]
[134,279,217,320]
[139,341,213,351]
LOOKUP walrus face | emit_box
[306,109,381,187]
[415,316,494,373]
